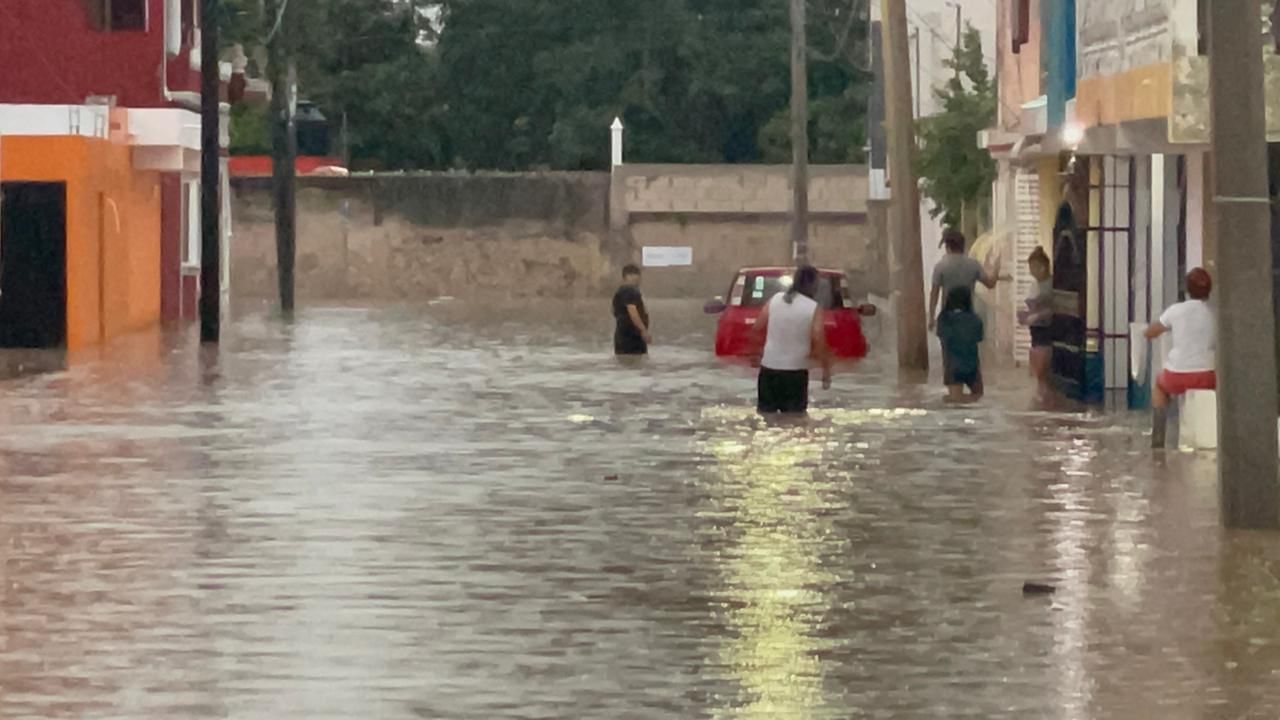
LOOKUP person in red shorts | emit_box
[1145,268,1216,410]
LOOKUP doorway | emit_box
[0,182,68,348]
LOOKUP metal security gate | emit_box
[1051,162,1087,400]
[1013,170,1042,366]
[1096,156,1133,402]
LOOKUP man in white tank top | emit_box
[754,266,832,413]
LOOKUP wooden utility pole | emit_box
[1209,0,1280,528]
[881,0,928,371]
[789,0,810,265]
[199,0,221,344]
[267,0,297,313]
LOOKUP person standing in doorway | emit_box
[1018,247,1055,401]
[612,264,651,356]
[928,229,1001,331]
[753,266,832,414]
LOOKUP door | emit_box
[1052,161,1088,400]
[0,182,68,349]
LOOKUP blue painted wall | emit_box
[1042,0,1077,129]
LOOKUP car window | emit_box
[740,274,791,307]
[728,274,748,306]
[817,275,853,310]
[733,273,850,309]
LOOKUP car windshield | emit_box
[732,273,848,309]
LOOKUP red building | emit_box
[0,0,230,326]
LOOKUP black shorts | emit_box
[758,367,810,414]
[614,333,648,356]
[1030,325,1053,348]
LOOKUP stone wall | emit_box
[229,165,883,300]
[230,173,616,300]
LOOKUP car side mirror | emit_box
[858,303,878,317]
[704,297,727,315]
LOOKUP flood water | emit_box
[1,299,1278,719]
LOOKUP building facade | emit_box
[980,0,1260,406]
[0,0,231,350]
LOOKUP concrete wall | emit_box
[230,173,616,300]
[611,164,882,298]
[230,164,882,300]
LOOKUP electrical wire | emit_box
[265,0,290,44]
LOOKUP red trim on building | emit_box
[229,156,345,177]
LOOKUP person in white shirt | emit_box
[752,266,832,414]
[1144,268,1216,410]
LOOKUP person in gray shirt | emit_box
[928,229,1002,331]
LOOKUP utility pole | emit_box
[1209,0,1280,529]
[867,0,891,299]
[949,1,962,56]
[789,0,810,265]
[199,0,221,344]
[267,0,297,314]
[910,27,921,119]
[882,0,928,372]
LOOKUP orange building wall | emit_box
[0,135,162,350]
[1075,63,1174,128]
[997,0,1043,132]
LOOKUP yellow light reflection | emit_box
[705,426,832,719]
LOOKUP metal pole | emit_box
[789,0,810,265]
[1209,0,1280,528]
[268,0,297,313]
[882,0,929,372]
[199,0,221,344]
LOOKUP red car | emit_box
[705,267,875,359]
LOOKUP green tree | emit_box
[222,0,871,171]
[436,0,870,170]
[220,0,447,169]
[915,25,996,230]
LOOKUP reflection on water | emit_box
[0,299,1277,719]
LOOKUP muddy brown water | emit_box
[0,300,1276,719]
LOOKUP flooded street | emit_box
[1,299,1278,719]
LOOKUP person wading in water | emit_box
[752,265,832,414]
[612,264,651,357]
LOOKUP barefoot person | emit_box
[612,264,651,356]
[937,286,985,403]
[928,229,1001,332]
[1018,247,1055,400]
[1145,268,1216,410]
[753,266,832,414]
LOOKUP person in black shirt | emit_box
[612,264,651,355]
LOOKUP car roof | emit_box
[736,266,845,276]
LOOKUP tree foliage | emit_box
[915,26,996,229]
[222,0,872,171]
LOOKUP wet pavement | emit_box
[1,299,1278,719]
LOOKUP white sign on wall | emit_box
[642,246,693,267]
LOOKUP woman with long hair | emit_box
[1019,247,1054,401]
[753,266,832,414]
